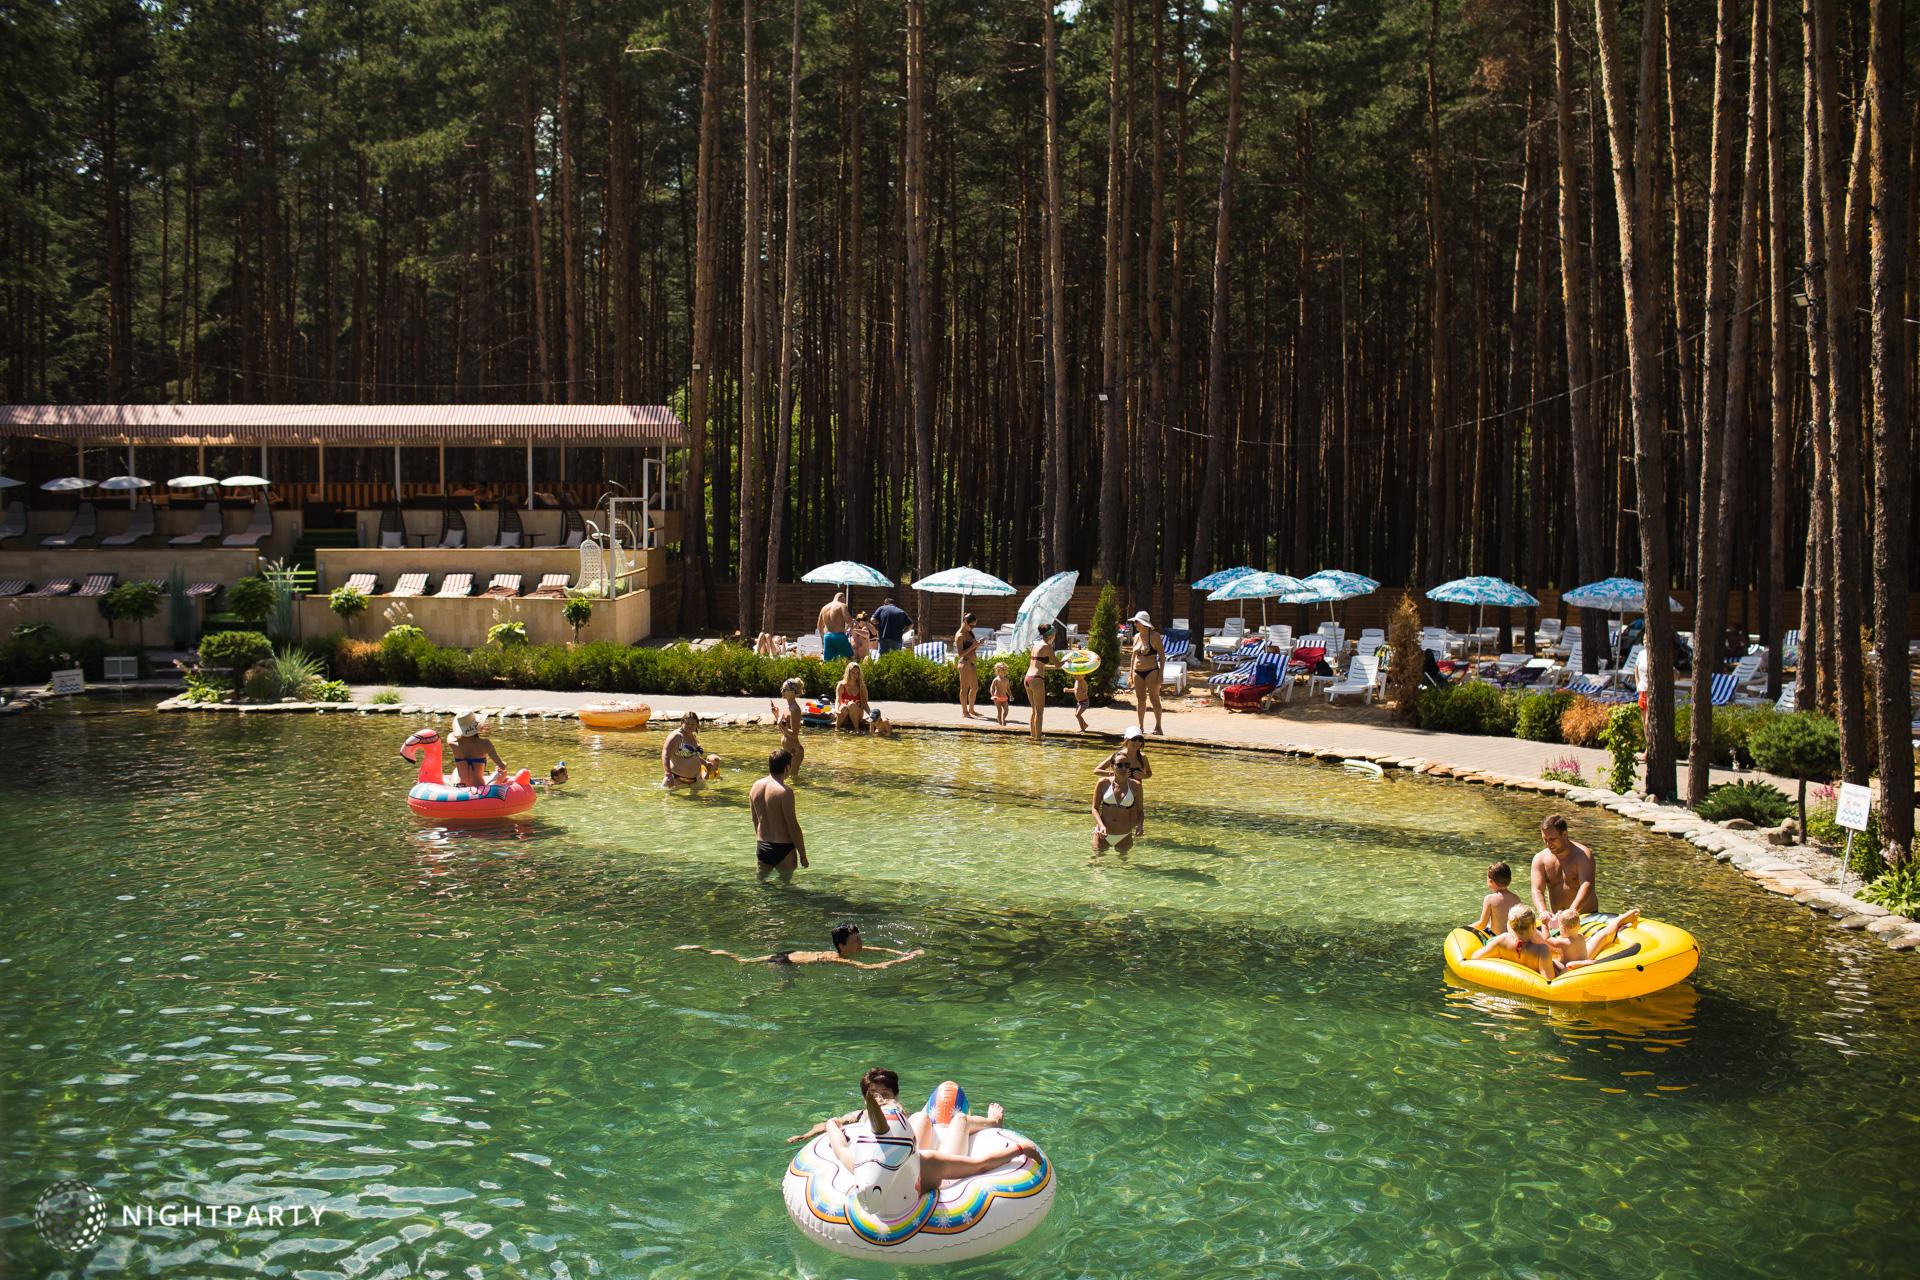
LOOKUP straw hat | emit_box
[450,709,488,741]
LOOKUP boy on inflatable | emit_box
[787,1069,1037,1194]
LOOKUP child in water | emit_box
[1072,670,1091,731]
[1472,861,1520,933]
[1468,905,1557,981]
[532,762,569,789]
[989,663,1012,726]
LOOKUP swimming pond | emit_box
[2,699,1917,1276]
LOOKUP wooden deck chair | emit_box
[40,501,97,547]
[75,573,116,597]
[169,501,223,546]
[390,573,429,598]
[101,502,156,546]
[488,502,527,549]
[434,573,474,598]
[480,573,522,598]
[221,498,273,547]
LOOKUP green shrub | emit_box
[370,687,404,705]
[1674,703,1778,766]
[1515,690,1573,743]
[265,646,326,700]
[562,594,595,641]
[1748,712,1842,840]
[1417,681,1518,736]
[1860,861,1920,915]
[226,575,276,625]
[1695,780,1794,826]
[1540,754,1585,785]
[1805,798,1884,881]
[312,678,351,703]
[328,586,369,635]
[378,625,432,682]
[181,670,232,703]
[488,620,529,648]
[1087,585,1120,699]
[198,629,273,678]
[98,580,162,645]
[1600,704,1643,794]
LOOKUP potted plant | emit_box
[329,585,369,636]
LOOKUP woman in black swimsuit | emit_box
[953,612,981,718]
[1128,611,1165,736]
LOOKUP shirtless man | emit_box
[677,921,922,969]
[750,749,808,882]
[1531,814,1599,922]
[818,592,853,661]
[770,677,806,778]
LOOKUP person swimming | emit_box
[676,922,923,969]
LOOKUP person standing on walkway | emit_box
[1025,632,1057,742]
[953,612,982,717]
[818,592,853,660]
[872,596,912,654]
[751,749,808,883]
[1129,611,1167,736]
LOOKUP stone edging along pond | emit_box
[154,693,1920,958]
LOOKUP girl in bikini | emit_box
[989,663,1013,726]
[1090,760,1146,853]
[1025,635,1056,742]
[953,613,981,718]
[770,677,807,778]
[1129,612,1165,736]
[835,661,872,730]
[447,710,505,787]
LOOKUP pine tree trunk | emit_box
[1554,0,1607,675]
[520,73,553,404]
[1188,0,1243,627]
[1098,0,1127,584]
[557,0,581,403]
[905,0,935,580]
[1686,0,1743,805]
[1766,0,1792,699]
[737,0,765,633]
[681,0,725,629]
[1422,0,1449,582]
[838,0,866,559]
[1135,0,1167,608]
[1867,0,1912,862]
[1664,4,1700,588]
[1592,0,1679,800]
[1809,0,1871,782]
[762,0,804,629]
[1042,0,1072,573]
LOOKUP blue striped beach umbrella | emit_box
[1427,575,1539,632]
[1562,577,1684,614]
[1302,569,1379,601]
[1007,570,1080,654]
[801,560,894,588]
[1192,565,1260,591]
[1208,571,1307,628]
[912,565,1017,632]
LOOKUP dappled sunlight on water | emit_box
[2,698,1918,1276]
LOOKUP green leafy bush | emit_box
[369,687,404,705]
[198,629,273,678]
[562,594,595,641]
[1804,796,1884,881]
[1748,712,1842,840]
[226,575,276,625]
[312,678,351,703]
[1515,690,1573,743]
[328,586,369,634]
[1695,780,1793,827]
[1087,585,1120,699]
[1674,703,1778,766]
[98,580,163,645]
[488,620,529,648]
[1416,681,1518,736]
[1859,861,1920,915]
[377,625,432,682]
[1600,704,1643,794]
[181,670,232,703]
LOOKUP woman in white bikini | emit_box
[1090,759,1146,852]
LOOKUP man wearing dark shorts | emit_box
[750,749,808,883]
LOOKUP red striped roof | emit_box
[0,404,684,446]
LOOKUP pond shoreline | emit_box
[147,685,1920,957]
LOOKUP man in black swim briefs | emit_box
[749,749,807,883]
[677,922,923,969]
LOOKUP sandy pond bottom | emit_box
[2,698,1917,1277]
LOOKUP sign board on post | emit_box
[1836,782,1874,832]
[49,668,85,695]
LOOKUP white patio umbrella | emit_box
[222,474,271,488]
[0,475,24,490]
[801,559,894,617]
[1006,570,1080,654]
[98,475,153,490]
[41,476,95,491]
[168,475,219,488]
[913,566,1017,632]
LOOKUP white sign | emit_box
[49,668,85,695]
[1835,782,1874,833]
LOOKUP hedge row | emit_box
[1416,680,1784,766]
[303,629,1085,704]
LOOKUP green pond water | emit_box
[3,699,1919,1278]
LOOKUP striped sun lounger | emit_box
[28,579,77,597]
[0,579,27,597]
[434,573,474,598]
[342,572,378,595]
[1162,636,1192,661]
[75,573,116,597]
[914,640,949,663]
[390,573,429,597]
[527,573,571,599]
[480,574,522,599]
[1208,660,1260,688]
[185,582,220,599]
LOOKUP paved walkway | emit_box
[350,683,1803,797]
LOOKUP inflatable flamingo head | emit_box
[401,729,446,784]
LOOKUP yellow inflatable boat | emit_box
[579,702,652,730]
[1443,913,1700,1004]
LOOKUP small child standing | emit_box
[1472,861,1521,933]
[990,663,1013,726]
[1072,671,1091,731]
